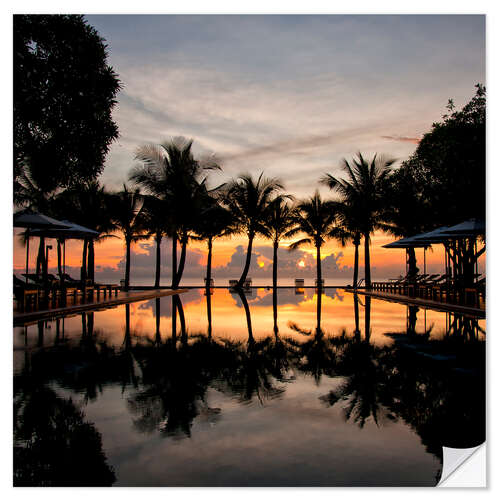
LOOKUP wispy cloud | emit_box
[381,135,421,144]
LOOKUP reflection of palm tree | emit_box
[353,293,361,340]
[206,287,213,339]
[155,297,161,345]
[321,153,395,288]
[223,173,284,288]
[286,191,340,290]
[324,338,385,428]
[364,296,371,342]
[14,379,116,486]
[236,289,254,342]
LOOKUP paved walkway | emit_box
[14,289,188,326]
[346,289,485,318]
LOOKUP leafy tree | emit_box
[14,15,120,199]
[401,84,485,225]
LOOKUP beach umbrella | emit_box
[382,235,430,248]
[29,221,100,276]
[444,218,485,237]
[14,211,71,229]
[14,211,70,282]
[383,235,431,275]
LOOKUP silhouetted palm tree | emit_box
[263,196,295,289]
[223,173,284,288]
[286,191,340,289]
[109,185,147,291]
[131,137,221,288]
[140,195,170,288]
[321,152,395,288]
[53,180,117,282]
[193,199,234,290]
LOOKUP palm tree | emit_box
[223,173,284,288]
[321,153,395,288]
[263,196,295,289]
[131,137,221,288]
[109,184,147,291]
[52,181,117,283]
[286,191,340,290]
[193,200,233,290]
[140,195,170,288]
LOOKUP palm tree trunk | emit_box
[316,243,322,289]
[154,233,162,288]
[88,239,95,283]
[206,237,213,289]
[353,238,360,288]
[364,232,371,288]
[407,247,418,279]
[174,235,188,288]
[57,240,62,279]
[273,240,278,289]
[81,239,88,282]
[36,236,45,277]
[125,237,131,291]
[237,232,254,288]
[171,234,177,288]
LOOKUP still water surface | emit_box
[14,288,485,486]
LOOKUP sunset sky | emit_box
[13,15,485,284]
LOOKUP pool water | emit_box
[13,288,485,486]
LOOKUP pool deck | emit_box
[346,289,485,318]
[14,289,188,326]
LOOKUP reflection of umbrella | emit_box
[14,211,70,282]
[29,221,99,276]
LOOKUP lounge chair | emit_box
[14,274,41,310]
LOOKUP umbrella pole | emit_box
[25,230,30,283]
[424,247,426,275]
[63,241,66,275]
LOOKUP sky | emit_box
[13,14,486,284]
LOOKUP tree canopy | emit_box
[399,84,485,227]
[14,15,121,202]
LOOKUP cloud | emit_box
[381,135,421,144]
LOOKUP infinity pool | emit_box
[13,288,485,486]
